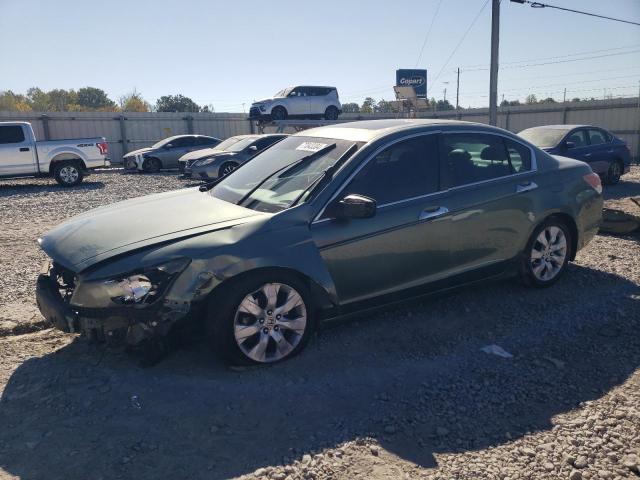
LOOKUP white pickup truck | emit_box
[0,121,110,186]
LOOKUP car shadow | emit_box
[0,181,105,197]
[603,176,640,201]
[1,264,638,479]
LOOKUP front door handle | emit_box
[584,153,592,158]
[516,180,538,193]
[419,206,449,221]
[19,147,30,152]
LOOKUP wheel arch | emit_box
[50,154,86,171]
[206,266,336,315]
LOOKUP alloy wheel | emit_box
[233,282,307,363]
[59,165,79,184]
[221,164,236,176]
[530,226,567,281]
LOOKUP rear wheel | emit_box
[324,106,339,120]
[271,106,287,121]
[53,161,84,187]
[520,219,572,288]
[605,160,622,185]
[143,157,162,173]
[207,273,315,365]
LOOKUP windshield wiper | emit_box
[290,143,358,207]
[236,143,337,207]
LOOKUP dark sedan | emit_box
[519,125,631,184]
[36,120,603,365]
[180,134,287,180]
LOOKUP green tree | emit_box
[375,99,398,113]
[26,87,51,111]
[47,89,78,111]
[76,87,117,110]
[119,90,150,112]
[360,97,376,114]
[539,97,556,104]
[571,97,581,102]
[341,102,360,113]
[155,94,201,112]
[435,99,454,111]
[500,99,521,107]
[0,90,32,111]
[525,94,538,105]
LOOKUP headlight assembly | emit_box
[198,157,217,166]
[71,258,191,309]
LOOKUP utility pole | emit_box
[563,88,567,103]
[443,88,447,103]
[489,0,500,126]
[456,68,460,110]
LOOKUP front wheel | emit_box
[605,160,622,185]
[54,162,84,187]
[520,219,572,288]
[271,106,287,121]
[324,106,339,120]
[219,162,238,178]
[143,157,162,173]
[207,273,315,365]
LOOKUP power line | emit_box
[511,0,640,27]
[460,43,640,69]
[462,49,640,71]
[431,0,491,85]
[415,0,443,67]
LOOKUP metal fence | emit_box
[1,96,638,163]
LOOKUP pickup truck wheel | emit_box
[324,106,339,120]
[54,162,84,187]
[143,157,162,173]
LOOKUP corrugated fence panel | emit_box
[1,98,638,162]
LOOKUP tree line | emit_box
[0,87,208,113]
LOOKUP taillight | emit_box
[97,142,108,155]
[583,172,602,194]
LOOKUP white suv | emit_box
[250,86,342,121]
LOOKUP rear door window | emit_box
[504,138,532,173]
[566,130,587,148]
[440,133,513,188]
[0,125,26,144]
[587,129,607,145]
[341,134,439,205]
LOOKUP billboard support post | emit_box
[489,0,500,126]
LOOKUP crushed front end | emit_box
[36,258,194,347]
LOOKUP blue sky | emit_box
[1,0,639,110]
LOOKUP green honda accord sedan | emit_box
[36,119,603,365]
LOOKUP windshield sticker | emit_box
[296,142,329,152]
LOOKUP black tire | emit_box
[271,106,287,121]
[219,162,238,178]
[604,160,622,185]
[520,218,572,288]
[206,272,316,366]
[53,161,84,187]
[324,106,339,120]
[143,157,162,173]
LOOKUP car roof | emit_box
[522,124,596,130]
[297,119,498,143]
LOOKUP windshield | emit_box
[151,137,173,149]
[519,127,569,148]
[274,87,292,97]
[210,136,360,213]
[213,136,245,151]
[226,136,259,152]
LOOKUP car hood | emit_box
[124,147,153,157]
[39,188,265,272]
[253,98,274,104]
[180,148,229,162]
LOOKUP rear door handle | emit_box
[19,147,29,152]
[516,181,538,193]
[584,153,592,157]
[419,206,449,221]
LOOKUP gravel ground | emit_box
[0,167,639,480]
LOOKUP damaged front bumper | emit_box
[35,265,193,346]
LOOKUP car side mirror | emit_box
[328,194,376,220]
[563,141,575,150]
[164,143,173,149]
